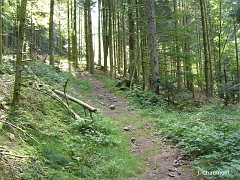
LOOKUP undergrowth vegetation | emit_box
[126,87,240,180]
[1,60,239,179]
[0,61,142,179]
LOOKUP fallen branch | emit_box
[26,76,96,118]
[43,89,81,120]
[0,152,29,159]
[28,81,82,120]
[0,119,38,143]
[53,89,97,112]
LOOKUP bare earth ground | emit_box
[76,72,199,180]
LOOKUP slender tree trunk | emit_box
[136,1,140,83]
[128,0,135,84]
[98,0,102,66]
[195,6,203,90]
[234,21,240,102]
[72,0,78,68]
[200,0,211,98]
[79,6,82,62]
[49,0,55,65]
[173,0,182,90]
[122,10,127,77]
[139,0,148,90]
[117,9,122,74]
[87,0,94,73]
[146,0,160,94]
[84,0,89,71]
[206,4,213,94]
[58,15,63,56]
[109,2,113,76]
[217,0,224,99]
[12,0,28,107]
[67,0,72,69]
[182,1,193,92]
[0,0,3,64]
[113,10,117,78]
[102,0,109,75]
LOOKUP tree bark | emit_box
[87,0,94,74]
[72,0,78,68]
[12,0,28,107]
[102,0,109,75]
[173,0,182,90]
[98,0,102,66]
[0,0,3,64]
[67,0,72,68]
[234,20,240,102]
[84,1,89,70]
[128,0,135,83]
[122,9,127,77]
[146,0,160,94]
[49,0,55,65]
[109,1,113,76]
[200,0,212,98]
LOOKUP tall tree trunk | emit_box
[79,6,82,62]
[58,14,63,56]
[117,9,122,74]
[98,0,102,66]
[139,0,148,90]
[200,0,211,98]
[102,0,109,75]
[0,0,3,64]
[109,1,113,76]
[217,0,224,99]
[173,0,182,90]
[113,10,117,78]
[49,0,55,65]
[182,1,193,92]
[122,8,127,77]
[72,0,78,68]
[128,0,135,84]
[12,0,28,107]
[67,0,72,69]
[84,1,89,70]
[234,20,240,102]
[146,0,160,94]
[87,0,94,73]
[136,3,140,83]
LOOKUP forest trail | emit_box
[76,72,197,180]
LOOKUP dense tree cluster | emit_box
[0,0,239,106]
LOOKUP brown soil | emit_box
[76,72,199,180]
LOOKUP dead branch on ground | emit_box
[53,89,97,113]
[0,118,38,143]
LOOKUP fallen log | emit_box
[53,89,97,113]
[30,83,81,120]
[46,90,81,120]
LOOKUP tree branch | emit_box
[0,119,38,143]
[53,89,97,112]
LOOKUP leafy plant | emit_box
[153,105,240,179]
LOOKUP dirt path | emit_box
[76,72,197,180]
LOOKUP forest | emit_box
[0,0,240,179]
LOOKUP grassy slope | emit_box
[0,61,143,180]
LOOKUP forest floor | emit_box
[76,72,198,180]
